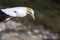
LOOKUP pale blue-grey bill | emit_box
[31,14,35,20]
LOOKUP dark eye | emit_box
[29,12,32,14]
[14,11,17,13]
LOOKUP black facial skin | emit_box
[29,12,32,14]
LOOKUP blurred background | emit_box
[0,0,60,40]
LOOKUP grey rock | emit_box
[0,20,59,40]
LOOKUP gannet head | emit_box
[27,8,35,20]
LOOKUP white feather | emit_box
[1,7,27,17]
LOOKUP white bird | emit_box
[0,7,35,22]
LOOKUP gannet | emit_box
[0,7,35,22]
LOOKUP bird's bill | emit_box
[31,14,35,20]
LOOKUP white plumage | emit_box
[0,7,35,22]
[1,7,27,17]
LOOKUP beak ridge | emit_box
[31,14,35,20]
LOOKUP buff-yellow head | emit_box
[27,8,35,20]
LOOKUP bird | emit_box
[0,7,35,22]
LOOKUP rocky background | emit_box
[0,20,59,40]
[0,0,60,40]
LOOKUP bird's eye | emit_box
[29,12,32,14]
[14,11,17,13]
